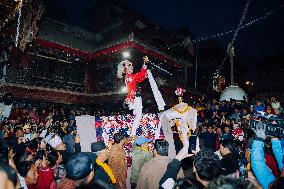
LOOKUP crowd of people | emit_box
[0,94,283,189]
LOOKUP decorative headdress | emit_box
[175,87,186,103]
[232,128,244,141]
[117,60,133,79]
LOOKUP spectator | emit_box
[249,105,255,115]
[10,127,24,146]
[265,104,276,115]
[29,107,39,124]
[221,126,233,141]
[49,134,81,164]
[0,163,18,189]
[34,150,55,189]
[76,179,117,189]
[230,108,241,122]
[160,148,221,188]
[255,100,265,112]
[251,127,283,189]
[63,126,76,153]
[31,137,46,151]
[130,136,152,189]
[0,141,9,163]
[219,139,240,176]
[207,176,257,189]
[264,137,281,177]
[269,176,284,189]
[68,109,76,121]
[193,150,221,187]
[48,149,66,183]
[108,132,128,189]
[92,141,117,186]
[48,135,66,151]
[0,94,283,189]
[57,153,94,189]
[215,126,223,151]
[136,139,184,189]
[58,119,68,137]
[271,96,283,115]
[199,125,217,151]
[80,141,102,163]
[23,124,32,141]
[17,161,38,189]
[39,117,53,139]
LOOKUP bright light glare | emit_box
[120,86,128,93]
[122,51,130,58]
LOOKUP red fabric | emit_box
[9,108,20,120]
[216,135,220,151]
[265,154,280,177]
[92,41,180,68]
[265,108,276,115]
[36,38,90,60]
[36,166,55,189]
[40,110,49,126]
[29,111,39,124]
[36,38,180,68]
[49,181,56,189]
[125,66,147,103]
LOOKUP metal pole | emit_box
[228,44,235,86]
[230,53,234,86]
[185,65,188,87]
[194,42,198,88]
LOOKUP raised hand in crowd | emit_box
[252,124,266,140]
[18,137,26,144]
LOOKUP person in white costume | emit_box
[155,87,197,159]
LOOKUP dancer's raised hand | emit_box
[143,56,149,64]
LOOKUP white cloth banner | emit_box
[75,115,97,152]
[147,70,166,111]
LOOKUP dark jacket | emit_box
[200,132,217,151]
[61,143,81,165]
[159,159,181,189]
[58,126,67,138]
[63,134,75,153]
[82,152,97,163]
[220,153,239,175]
[221,133,233,141]
[94,163,116,187]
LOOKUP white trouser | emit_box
[128,97,142,136]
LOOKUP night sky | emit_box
[50,0,284,76]
[131,0,284,77]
